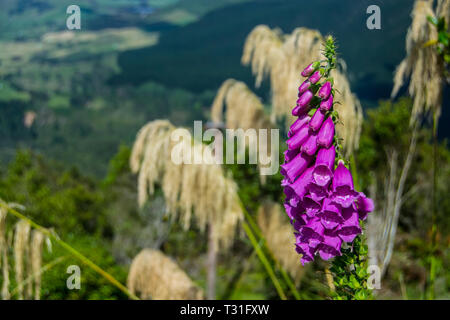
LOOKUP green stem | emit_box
[242,222,287,300]
[0,202,139,300]
[11,256,67,298]
[241,202,301,299]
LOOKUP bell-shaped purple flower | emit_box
[318,82,332,100]
[286,125,310,150]
[319,198,343,230]
[302,195,322,218]
[312,146,336,187]
[286,166,314,199]
[301,131,318,156]
[354,192,374,221]
[307,183,328,202]
[280,152,312,183]
[309,71,321,84]
[331,162,359,208]
[289,115,311,137]
[297,217,325,246]
[284,187,300,208]
[317,117,335,148]
[320,94,333,112]
[284,201,304,221]
[284,149,299,162]
[318,232,342,260]
[309,108,325,132]
[296,242,315,265]
[338,207,361,242]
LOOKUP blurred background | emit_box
[0,0,448,300]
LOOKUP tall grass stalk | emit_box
[0,202,139,300]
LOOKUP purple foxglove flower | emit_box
[298,80,311,96]
[307,183,328,202]
[309,71,321,84]
[354,192,374,220]
[301,63,315,77]
[280,152,312,183]
[292,103,311,116]
[331,162,359,208]
[319,198,343,230]
[318,232,342,260]
[302,195,322,218]
[301,131,318,156]
[284,149,299,162]
[318,82,332,100]
[320,94,333,112]
[284,201,304,221]
[338,208,361,242]
[297,90,313,107]
[286,166,314,199]
[312,146,336,187]
[289,115,311,135]
[284,187,300,207]
[309,108,325,132]
[293,214,308,230]
[286,125,310,150]
[317,117,334,148]
[296,242,315,265]
[297,217,325,245]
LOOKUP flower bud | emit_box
[309,108,325,132]
[309,71,321,84]
[301,63,316,77]
[297,90,313,107]
[318,81,332,100]
[317,117,334,148]
[301,131,318,156]
[320,94,333,112]
[286,124,309,150]
[298,80,311,96]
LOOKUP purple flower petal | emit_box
[309,108,325,132]
[307,183,328,202]
[319,199,343,230]
[320,94,333,112]
[318,82,332,100]
[289,115,311,136]
[309,71,321,84]
[301,63,315,77]
[298,80,311,96]
[296,243,315,265]
[284,201,304,221]
[318,232,342,260]
[302,195,322,218]
[280,152,312,183]
[285,166,314,199]
[297,90,313,108]
[312,146,335,187]
[284,149,299,162]
[338,207,361,242]
[286,125,310,150]
[331,162,358,208]
[317,117,334,148]
[301,131,318,156]
[355,192,374,220]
